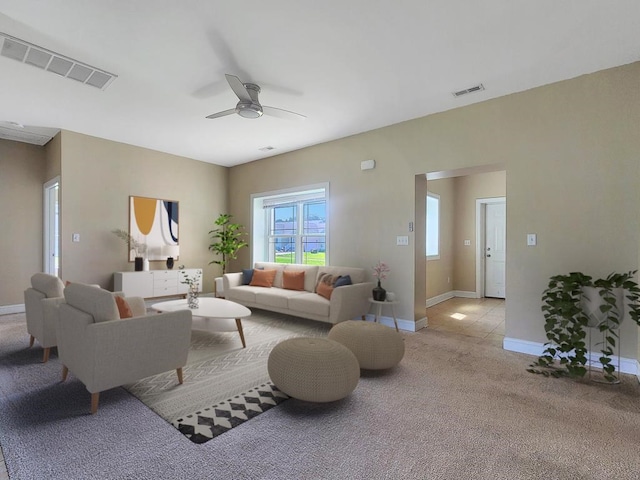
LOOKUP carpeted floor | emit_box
[2,311,640,479]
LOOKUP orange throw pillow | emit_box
[283,270,305,291]
[249,269,277,287]
[316,281,334,300]
[115,296,133,319]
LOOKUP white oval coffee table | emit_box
[151,297,251,348]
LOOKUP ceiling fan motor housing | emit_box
[236,83,263,118]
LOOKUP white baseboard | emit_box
[426,290,479,308]
[361,314,424,332]
[453,290,478,299]
[426,291,454,308]
[503,337,638,376]
[0,304,25,315]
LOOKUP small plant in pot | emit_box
[528,270,640,383]
[208,214,248,275]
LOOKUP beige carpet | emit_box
[3,310,640,478]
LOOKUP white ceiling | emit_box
[0,1,639,167]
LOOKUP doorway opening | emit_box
[419,164,506,312]
[43,177,60,277]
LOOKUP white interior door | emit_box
[44,177,60,277]
[484,202,506,298]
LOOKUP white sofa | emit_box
[223,262,374,324]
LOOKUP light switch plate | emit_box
[396,235,409,246]
[464,240,471,246]
[527,233,537,246]
[72,233,80,242]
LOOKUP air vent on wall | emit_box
[0,32,117,90]
[452,83,485,98]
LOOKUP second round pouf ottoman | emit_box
[328,320,405,370]
[268,337,359,402]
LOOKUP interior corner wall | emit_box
[44,132,61,181]
[0,139,46,305]
[228,62,640,355]
[425,177,455,299]
[59,130,228,293]
[452,170,506,293]
[414,175,427,320]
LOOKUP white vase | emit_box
[580,286,624,328]
[143,258,150,271]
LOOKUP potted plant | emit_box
[208,214,248,275]
[528,270,640,383]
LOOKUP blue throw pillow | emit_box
[333,275,352,288]
[242,267,263,285]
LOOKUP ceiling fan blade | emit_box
[205,108,237,119]
[225,74,252,103]
[262,106,307,121]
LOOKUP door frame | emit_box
[43,176,60,276]
[475,196,506,298]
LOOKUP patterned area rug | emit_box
[174,382,289,443]
[125,308,330,444]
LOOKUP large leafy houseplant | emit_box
[208,214,248,275]
[528,271,640,383]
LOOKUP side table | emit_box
[367,298,399,332]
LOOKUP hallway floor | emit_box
[425,297,505,347]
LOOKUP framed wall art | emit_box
[129,196,179,261]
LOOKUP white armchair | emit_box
[58,283,192,414]
[24,273,66,362]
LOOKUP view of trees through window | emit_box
[269,201,326,265]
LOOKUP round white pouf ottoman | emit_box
[268,337,359,402]
[328,320,404,370]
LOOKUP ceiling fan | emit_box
[206,74,306,121]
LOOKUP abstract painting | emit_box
[129,196,179,261]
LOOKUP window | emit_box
[426,192,440,259]
[252,185,328,265]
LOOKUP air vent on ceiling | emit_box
[259,146,276,152]
[452,83,485,98]
[0,32,117,90]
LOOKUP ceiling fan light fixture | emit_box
[236,103,263,119]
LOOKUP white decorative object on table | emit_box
[181,271,202,309]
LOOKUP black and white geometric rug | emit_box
[173,382,290,444]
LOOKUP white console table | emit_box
[114,268,202,299]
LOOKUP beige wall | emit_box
[58,131,228,293]
[452,171,506,293]
[44,132,61,181]
[424,177,455,299]
[0,139,46,305]
[229,62,640,357]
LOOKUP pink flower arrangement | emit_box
[372,261,390,280]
